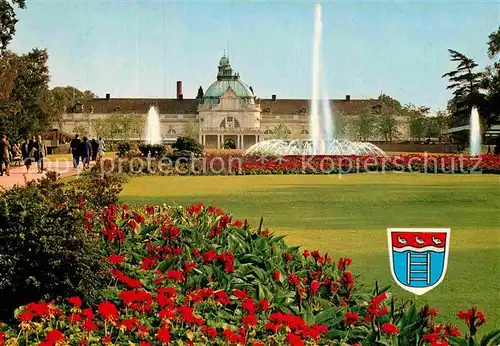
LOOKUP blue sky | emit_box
[10,0,500,112]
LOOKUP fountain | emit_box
[244,3,386,157]
[470,106,481,155]
[144,106,162,145]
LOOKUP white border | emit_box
[387,228,451,295]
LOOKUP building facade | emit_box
[56,56,406,149]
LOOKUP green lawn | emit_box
[120,173,500,333]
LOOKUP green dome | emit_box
[204,79,254,99]
[202,55,254,105]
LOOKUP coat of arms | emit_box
[387,228,450,295]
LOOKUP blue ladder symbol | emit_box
[407,252,431,285]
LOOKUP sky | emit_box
[9,0,500,113]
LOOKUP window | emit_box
[220,117,240,129]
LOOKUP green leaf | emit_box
[481,330,500,346]
[315,307,342,324]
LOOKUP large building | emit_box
[57,56,399,149]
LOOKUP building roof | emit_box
[259,99,380,115]
[77,97,380,115]
[82,98,200,114]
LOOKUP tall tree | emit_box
[0,0,26,51]
[348,106,376,142]
[376,113,400,143]
[442,50,488,137]
[403,104,429,143]
[483,26,500,131]
[0,49,58,142]
[487,26,500,59]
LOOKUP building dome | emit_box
[202,55,254,105]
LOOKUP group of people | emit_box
[0,135,48,176]
[69,135,105,169]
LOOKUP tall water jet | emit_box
[320,62,334,143]
[470,106,481,155]
[309,3,323,154]
[144,106,162,145]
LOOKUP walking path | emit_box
[0,159,83,189]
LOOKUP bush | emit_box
[116,142,131,158]
[0,173,125,322]
[138,144,167,158]
[171,136,204,158]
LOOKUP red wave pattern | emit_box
[391,232,447,248]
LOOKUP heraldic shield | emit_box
[387,228,450,295]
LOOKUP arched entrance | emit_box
[224,138,236,149]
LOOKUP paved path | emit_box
[0,159,85,189]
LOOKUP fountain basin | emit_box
[244,139,387,157]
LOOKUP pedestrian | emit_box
[90,138,98,161]
[70,134,81,168]
[97,137,106,162]
[35,135,47,173]
[80,137,91,170]
[21,136,32,173]
[0,135,11,176]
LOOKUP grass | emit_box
[120,173,500,333]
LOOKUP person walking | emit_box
[21,137,33,173]
[70,134,81,168]
[90,138,98,161]
[97,137,106,162]
[0,135,11,176]
[34,135,47,173]
[80,137,91,170]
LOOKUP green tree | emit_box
[72,124,90,138]
[442,50,488,143]
[376,113,400,143]
[348,106,376,141]
[483,26,500,128]
[0,0,26,51]
[487,26,500,59]
[0,49,58,142]
[403,104,429,143]
[183,121,199,140]
[49,86,96,114]
[268,122,292,140]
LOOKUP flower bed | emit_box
[93,154,500,176]
[1,203,499,345]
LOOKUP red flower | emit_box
[242,314,258,327]
[285,332,304,346]
[380,323,400,335]
[288,274,300,287]
[338,257,352,270]
[309,280,320,296]
[202,326,218,339]
[98,301,118,322]
[68,296,82,308]
[233,289,247,300]
[156,325,171,343]
[344,311,360,325]
[166,270,184,282]
[232,219,243,227]
[242,299,257,314]
[259,300,270,311]
[44,329,65,344]
[215,290,231,305]
[303,250,310,258]
[128,219,137,229]
[273,270,281,281]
